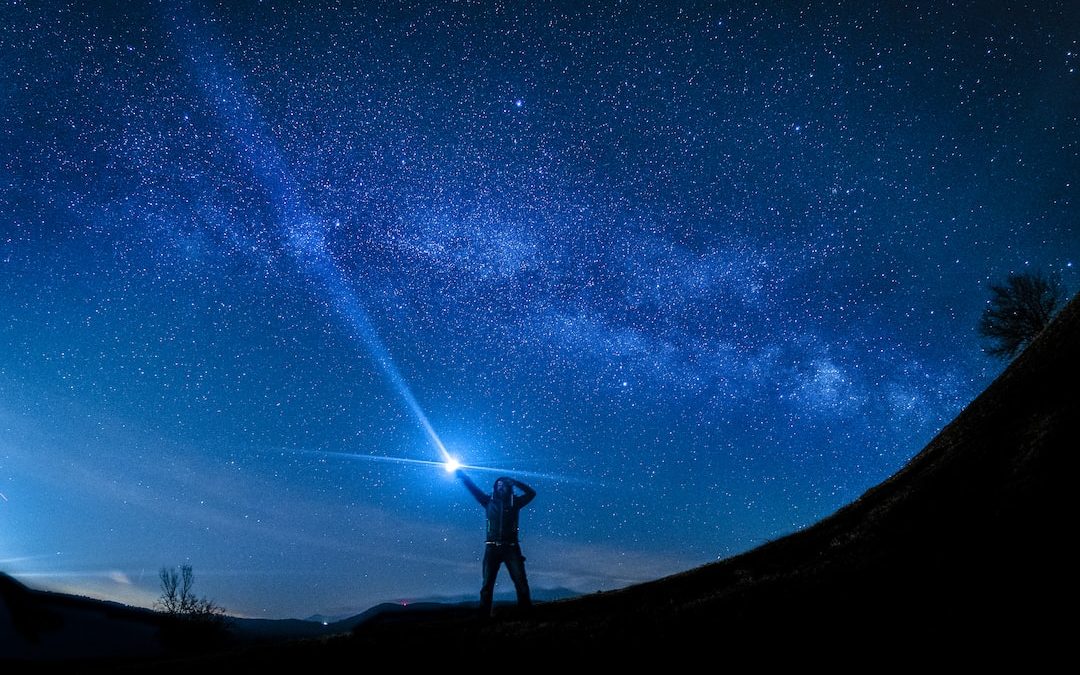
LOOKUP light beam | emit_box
[169,10,451,464]
[287,448,586,483]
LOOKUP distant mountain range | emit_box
[303,587,580,626]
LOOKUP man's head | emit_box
[493,477,513,501]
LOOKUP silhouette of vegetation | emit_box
[977,269,1064,358]
[155,564,230,652]
[156,564,224,621]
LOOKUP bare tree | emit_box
[156,564,224,621]
[978,270,1065,359]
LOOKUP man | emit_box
[456,470,536,617]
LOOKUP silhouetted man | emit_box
[456,470,536,617]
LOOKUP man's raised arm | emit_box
[510,478,536,508]
[456,469,489,506]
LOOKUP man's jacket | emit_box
[460,474,535,544]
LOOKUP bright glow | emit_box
[289,449,587,483]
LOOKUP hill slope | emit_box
[342,291,1076,659]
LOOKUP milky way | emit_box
[1,1,1076,617]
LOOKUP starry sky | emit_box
[1,1,1076,619]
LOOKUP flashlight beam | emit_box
[169,10,452,465]
[293,248,451,463]
[298,449,591,484]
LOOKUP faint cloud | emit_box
[32,575,162,611]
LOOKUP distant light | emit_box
[444,456,461,473]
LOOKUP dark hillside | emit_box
[342,290,1077,659]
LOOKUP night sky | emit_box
[1,1,1076,619]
